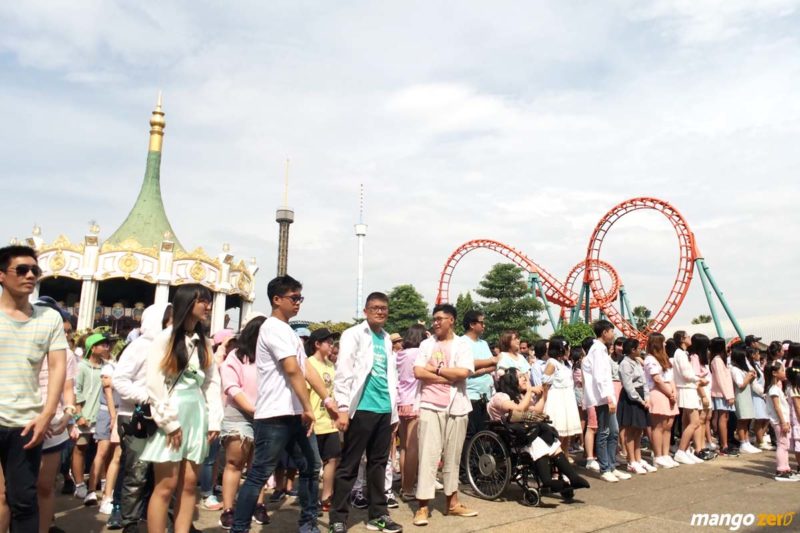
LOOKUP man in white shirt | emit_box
[412,304,476,527]
[329,292,402,533]
[231,276,337,533]
[581,320,630,483]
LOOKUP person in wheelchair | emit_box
[488,368,590,493]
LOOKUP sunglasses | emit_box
[281,294,305,303]
[3,264,42,277]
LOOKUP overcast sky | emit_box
[2,1,798,330]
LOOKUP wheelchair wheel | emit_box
[522,488,540,506]
[466,430,511,500]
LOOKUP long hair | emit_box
[730,345,749,372]
[646,333,671,371]
[688,333,710,367]
[786,366,800,396]
[237,315,266,364]
[764,360,784,392]
[496,367,522,403]
[403,324,428,349]
[161,284,212,375]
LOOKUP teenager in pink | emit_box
[396,324,426,500]
[709,337,737,456]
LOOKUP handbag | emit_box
[124,369,185,439]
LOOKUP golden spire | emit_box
[148,91,166,152]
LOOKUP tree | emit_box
[474,263,543,347]
[385,284,429,335]
[553,322,594,349]
[308,320,353,335]
[692,314,712,325]
[632,305,652,331]
[454,292,475,335]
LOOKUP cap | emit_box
[745,335,762,345]
[212,328,234,346]
[85,333,111,357]
[295,327,312,339]
[390,333,403,343]
[309,328,337,344]
[34,296,71,321]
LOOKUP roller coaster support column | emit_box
[695,258,744,339]
[619,286,635,327]
[529,273,557,332]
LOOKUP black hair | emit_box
[786,366,800,396]
[267,275,303,308]
[548,338,565,358]
[672,330,687,345]
[161,305,173,330]
[533,339,548,359]
[462,309,484,333]
[745,346,762,378]
[161,284,212,375]
[519,339,529,347]
[432,303,457,319]
[614,337,626,347]
[237,315,267,364]
[764,360,784,392]
[593,319,613,338]
[787,343,800,365]
[403,323,427,349]
[365,291,389,306]
[570,346,585,364]
[496,367,523,403]
[0,245,37,274]
[665,338,677,358]
[767,341,783,363]
[709,337,726,358]
[730,345,749,372]
[622,338,640,358]
[581,337,594,354]
[688,333,710,366]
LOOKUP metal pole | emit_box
[582,282,591,324]
[694,259,724,337]
[698,258,744,339]
[621,287,636,328]
[531,274,557,333]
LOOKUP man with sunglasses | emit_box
[0,245,68,532]
[329,292,402,533]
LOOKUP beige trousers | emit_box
[415,407,468,500]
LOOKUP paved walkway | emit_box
[53,452,798,532]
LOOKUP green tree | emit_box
[385,284,429,335]
[692,314,712,325]
[632,305,652,331]
[308,320,353,335]
[454,292,475,335]
[474,263,543,347]
[553,322,594,349]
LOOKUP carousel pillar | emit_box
[77,228,101,330]
[239,300,253,329]
[155,238,176,307]
[211,291,227,333]
[211,249,234,333]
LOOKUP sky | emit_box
[1,1,799,330]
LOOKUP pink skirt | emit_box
[649,386,679,417]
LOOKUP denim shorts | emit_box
[221,417,255,442]
[712,397,735,412]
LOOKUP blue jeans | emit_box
[231,416,320,532]
[595,404,619,473]
[200,436,221,497]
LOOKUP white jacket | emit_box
[334,322,398,424]
[672,348,699,391]
[113,303,169,417]
[582,339,614,408]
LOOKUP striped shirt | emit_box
[0,307,68,427]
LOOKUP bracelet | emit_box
[63,405,76,415]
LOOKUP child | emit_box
[709,338,737,456]
[730,345,760,454]
[785,367,800,472]
[618,338,655,474]
[764,361,798,481]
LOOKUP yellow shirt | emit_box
[307,356,337,435]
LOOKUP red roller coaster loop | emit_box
[435,197,701,341]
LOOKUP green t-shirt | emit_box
[0,307,68,427]
[357,330,392,413]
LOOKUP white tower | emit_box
[354,184,367,317]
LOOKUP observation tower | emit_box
[354,184,367,316]
[275,159,294,276]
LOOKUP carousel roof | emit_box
[104,93,184,253]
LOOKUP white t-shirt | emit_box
[643,355,673,391]
[766,384,789,426]
[254,317,307,419]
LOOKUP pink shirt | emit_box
[710,356,735,400]
[220,350,258,406]
[419,341,452,408]
[396,348,419,407]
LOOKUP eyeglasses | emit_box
[3,264,42,277]
[281,294,305,303]
[367,306,388,313]
[432,316,452,323]
[475,320,485,324]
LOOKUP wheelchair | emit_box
[465,418,576,506]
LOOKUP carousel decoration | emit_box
[17,94,258,334]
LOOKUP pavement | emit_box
[53,451,800,533]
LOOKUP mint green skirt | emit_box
[140,382,209,464]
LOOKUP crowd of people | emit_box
[2,243,800,533]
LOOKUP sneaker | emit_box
[639,461,657,473]
[759,442,775,451]
[253,503,270,525]
[385,491,399,509]
[775,471,800,482]
[320,497,332,513]
[708,441,719,451]
[99,497,114,515]
[696,449,716,461]
[269,490,287,503]
[719,446,740,457]
[83,492,98,506]
[740,442,762,454]
[203,495,223,511]
[74,483,87,500]
[107,505,123,530]
[351,491,368,509]
[329,523,347,533]
[367,515,403,532]
[413,508,430,526]
[446,504,478,517]
[584,459,600,472]
[654,456,675,469]
[600,471,619,483]
[673,450,696,465]
[218,508,234,530]
[287,488,299,498]
[611,469,632,480]
[627,463,647,475]
[687,450,704,464]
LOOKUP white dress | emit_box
[543,358,582,437]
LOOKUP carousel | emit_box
[15,95,258,335]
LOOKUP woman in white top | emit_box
[671,331,707,465]
[496,330,531,377]
[542,339,581,459]
[142,284,223,533]
[730,345,760,454]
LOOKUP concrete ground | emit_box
[53,452,799,533]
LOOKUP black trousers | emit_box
[330,411,392,523]
[0,426,42,533]
[116,416,154,533]
[461,399,488,478]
